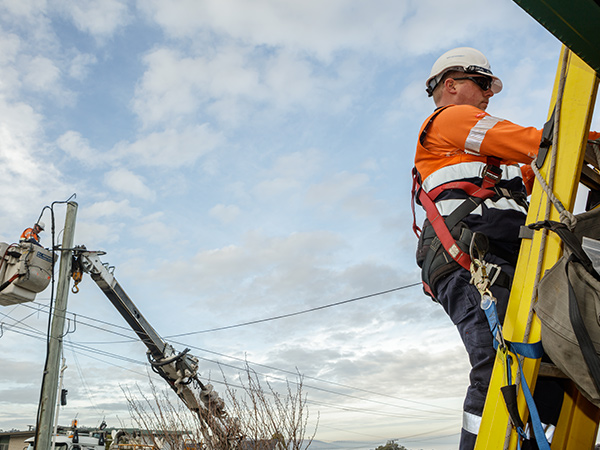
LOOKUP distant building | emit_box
[239,440,277,450]
[0,430,36,450]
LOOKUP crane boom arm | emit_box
[83,252,166,358]
[72,247,241,448]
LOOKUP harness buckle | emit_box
[481,162,502,186]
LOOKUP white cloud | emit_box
[56,130,101,166]
[22,55,61,92]
[55,0,131,40]
[0,32,20,65]
[113,124,223,168]
[254,177,301,198]
[209,204,241,224]
[133,44,362,127]
[80,199,141,220]
[132,46,262,126]
[0,96,65,237]
[1,0,48,20]
[74,220,124,246]
[271,148,323,179]
[254,148,323,198]
[360,158,379,171]
[68,52,97,80]
[306,171,376,215]
[136,217,172,244]
[60,125,223,171]
[154,229,344,300]
[139,0,410,61]
[104,168,155,200]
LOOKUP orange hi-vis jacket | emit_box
[414,104,600,264]
[20,227,40,242]
[416,104,542,189]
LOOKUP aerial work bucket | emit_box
[0,242,55,306]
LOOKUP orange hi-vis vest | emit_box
[413,105,600,298]
[20,227,40,242]
[415,104,543,189]
[413,105,543,296]
[414,103,540,241]
[415,104,600,225]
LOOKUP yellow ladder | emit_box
[476,46,600,449]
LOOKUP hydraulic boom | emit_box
[72,246,242,449]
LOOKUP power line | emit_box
[2,280,455,419]
[59,281,455,414]
[3,313,458,443]
[167,283,422,338]
[65,335,105,417]
[3,280,455,417]
[3,305,456,421]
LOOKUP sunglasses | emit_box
[452,76,493,92]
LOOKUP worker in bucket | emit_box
[20,221,45,245]
[411,47,591,449]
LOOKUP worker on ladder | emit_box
[411,47,593,449]
[20,221,45,246]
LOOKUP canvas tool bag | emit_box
[533,207,600,407]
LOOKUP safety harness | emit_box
[411,106,516,298]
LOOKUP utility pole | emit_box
[52,358,67,450]
[35,201,77,450]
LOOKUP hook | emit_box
[61,315,77,338]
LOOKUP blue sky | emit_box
[0,0,590,449]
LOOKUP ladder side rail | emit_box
[475,47,600,449]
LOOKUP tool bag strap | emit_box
[529,220,595,273]
[566,254,600,394]
[530,219,600,394]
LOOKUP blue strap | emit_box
[481,295,502,349]
[481,297,550,449]
[514,353,551,450]
[508,340,544,359]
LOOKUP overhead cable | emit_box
[168,283,422,338]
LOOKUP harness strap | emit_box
[514,348,551,450]
[419,105,452,146]
[415,173,472,271]
[411,169,423,237]
[413,158,503,273]
[427,180,496,202]
[482,156,503,188]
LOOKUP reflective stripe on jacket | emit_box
[415,105,539,261]
[20,228,39,242]
[416,104,542,180]
[422,161,528,218]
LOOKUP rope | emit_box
[503,47,571,449]
[531,163,577,229]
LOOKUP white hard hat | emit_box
[36,221,45,230]
[426,47,503,97]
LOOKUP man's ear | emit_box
[444,77,457,93]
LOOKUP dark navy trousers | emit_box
[435,254,564,449]
[435,254,512,449]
